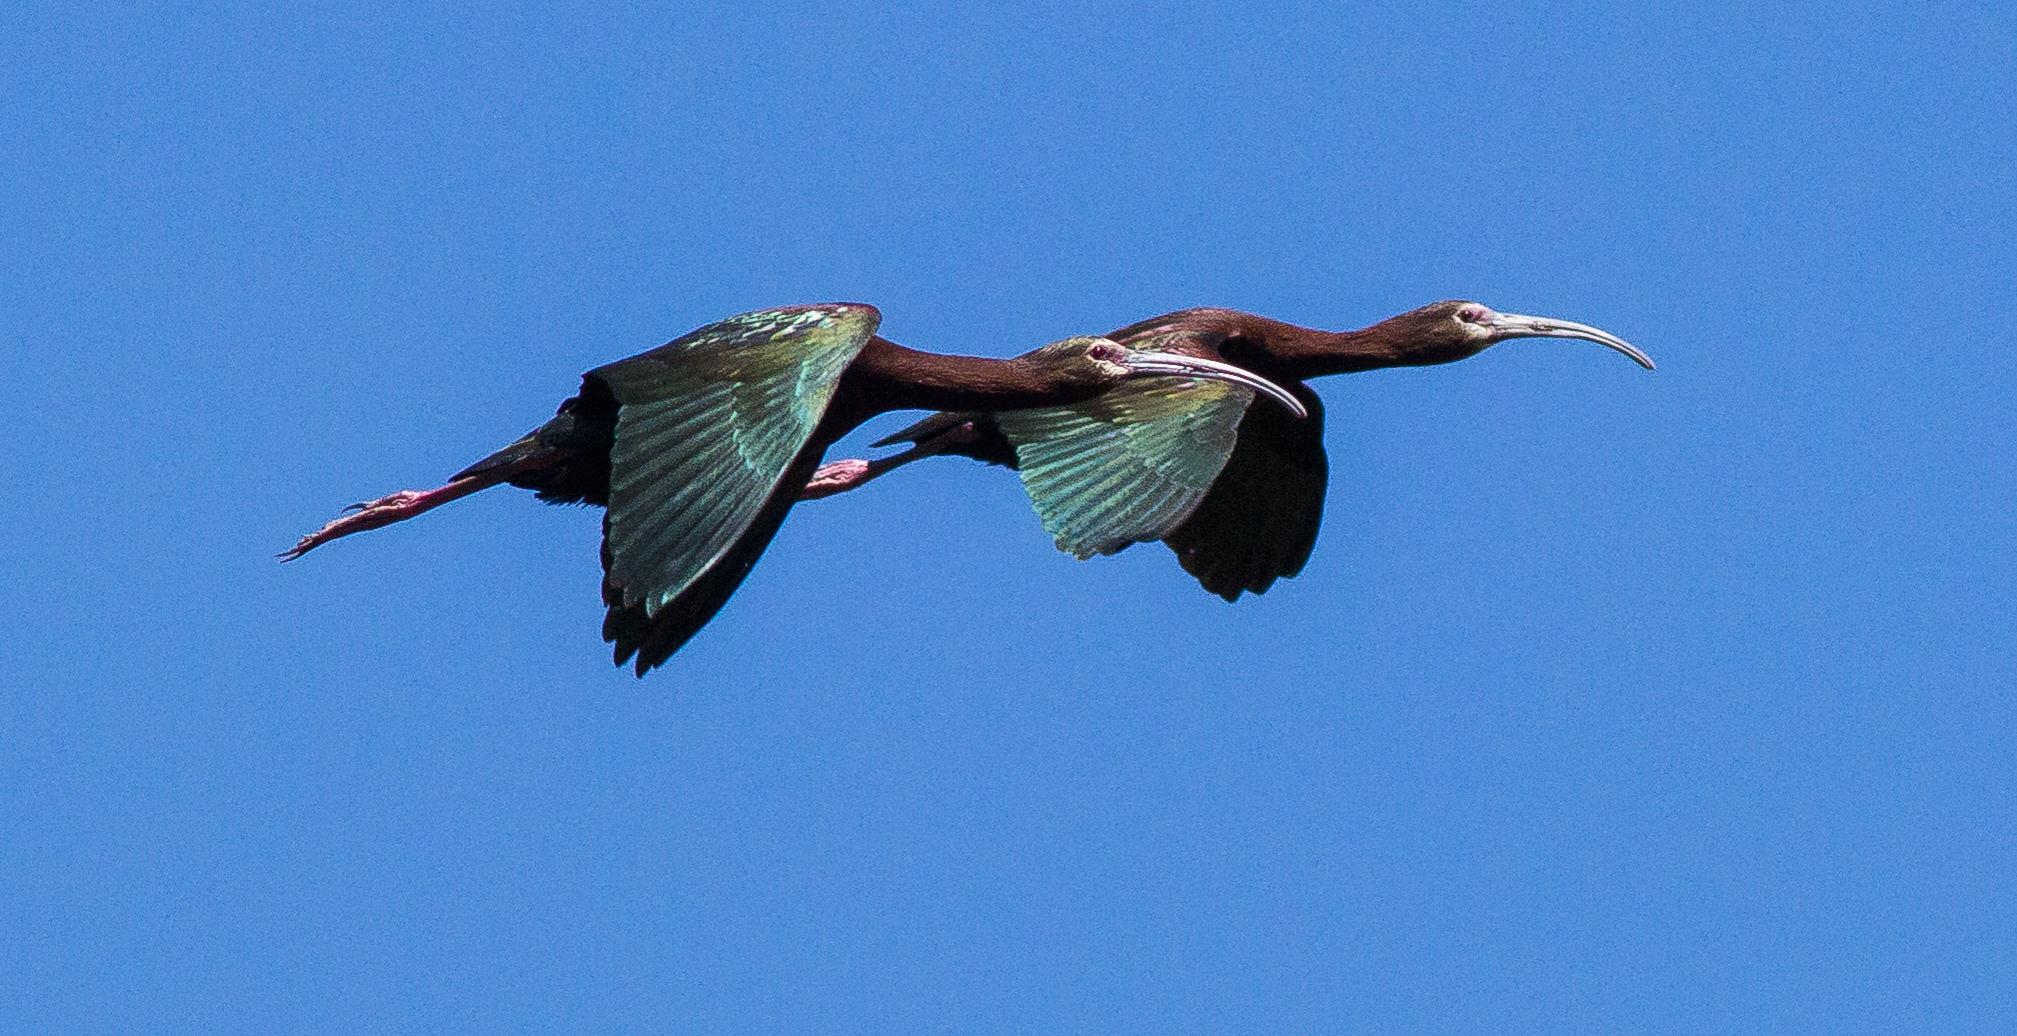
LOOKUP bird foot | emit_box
[800,459,872,500]
[279,448,566,563]
[279,482,479,561]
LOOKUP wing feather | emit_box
[1162,382,1328,600]
[996,377,1253,560]
[590,304,878,621]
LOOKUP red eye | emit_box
[1089,343,1122,361]
[1457,305,1492,324]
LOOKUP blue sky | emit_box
[3,1,2012,1032]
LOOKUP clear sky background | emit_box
[4,1,2012,1032]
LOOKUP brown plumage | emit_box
[282,304,1307,673]
[823,301,1653,601]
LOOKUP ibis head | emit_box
[1031,336,1310,417]
[1374,300,1655,371]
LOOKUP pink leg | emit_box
[278,453,558,561]
[801,459,877,500]
[800,422,979,501]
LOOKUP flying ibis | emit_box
[804,301,1653,601]
[282,304,1307,673]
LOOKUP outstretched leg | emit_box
[799,421,979,500]
[279,451,561,561]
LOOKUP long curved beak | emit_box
[1119,350,1310,418]
[1489,313,1656,371]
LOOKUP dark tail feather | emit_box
[869,412,1018,469]
[871,411,977,448]
[452,433,556,483]
[456,377,620,506]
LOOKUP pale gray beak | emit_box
[1119,350,1310,418]
[1488,313,1656,371]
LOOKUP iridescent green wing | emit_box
[589,304,879,618]
[995,369,1253,560]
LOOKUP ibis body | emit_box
[824,301,1653,601]
[284,304,1306,673]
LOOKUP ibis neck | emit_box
[1109,308,1465,382]
[826,337,1111,434]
